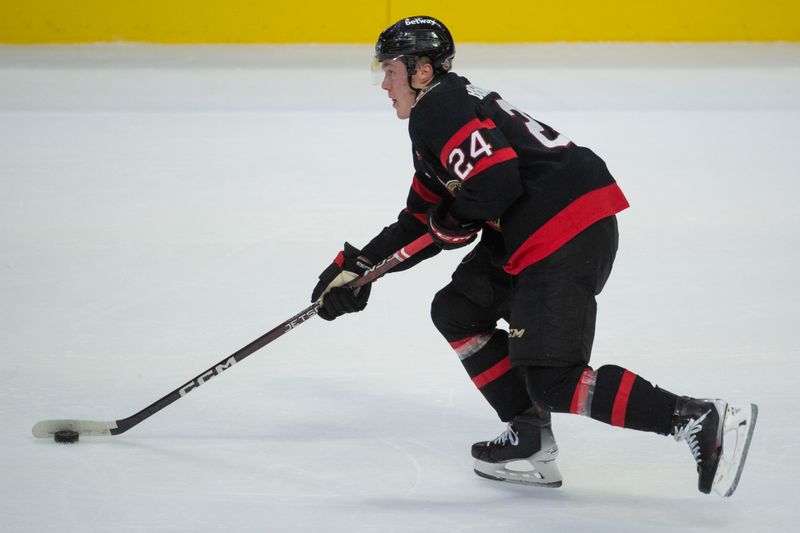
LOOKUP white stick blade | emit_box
[32,419,118,438]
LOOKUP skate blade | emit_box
[473,457,563,488]
[712,403,758,497]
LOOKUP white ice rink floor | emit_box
[1,43,799,532]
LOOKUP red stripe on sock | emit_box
[471,356,511,389]
[611,370,637,427]
[569,367,595,415]
[449,338,471,350]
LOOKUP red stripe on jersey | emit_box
[333,251,344,268]
[503,183,630,275]
[463,146,518,181]
[411,175,441,204]
[440,118,497,167]
[403,207,428,225]
[611,370,637,427]
[472,356,511,389]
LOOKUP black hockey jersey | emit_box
[361,72,629,275]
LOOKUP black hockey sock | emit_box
[523,364,678,436]
[450,329,531,421]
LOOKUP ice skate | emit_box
[472,412,562,487]
[672,397,758,497]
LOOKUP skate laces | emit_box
[491,423,520,446]
[674,409,710,464]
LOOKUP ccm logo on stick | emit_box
[179,356,238,396]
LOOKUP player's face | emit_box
[380,59,417,119]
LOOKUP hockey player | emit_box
[311,16,756,496]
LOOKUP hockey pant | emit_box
[431,217,677,435]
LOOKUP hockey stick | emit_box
[32,233,435,439]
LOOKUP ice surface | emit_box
[1,43,799,532]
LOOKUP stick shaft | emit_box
[110,233,434,435]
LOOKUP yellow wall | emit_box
[1,1,798,44]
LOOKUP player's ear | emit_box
[413,61,435,87]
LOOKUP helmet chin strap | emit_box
[404,56,441,94]
[402,56,419,93]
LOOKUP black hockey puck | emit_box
[54,430,79,443]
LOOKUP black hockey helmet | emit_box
[374,16,455,77]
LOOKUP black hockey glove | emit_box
[427,200,480,250]
[311,242,374,321]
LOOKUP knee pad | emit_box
[430,284,457,334]
[430,282,501,338]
